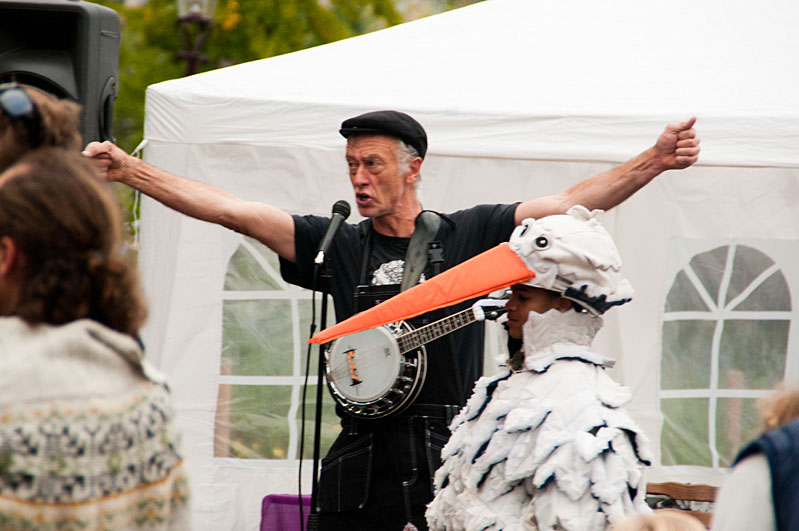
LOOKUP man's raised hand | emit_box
[654,116,701,171]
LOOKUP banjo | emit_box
[324,299,507,419]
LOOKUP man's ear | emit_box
[405,156,422,185]
[0,236,20,278]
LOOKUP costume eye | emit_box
[535,236,549,249]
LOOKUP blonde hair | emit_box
[758,385,799,432]
[610,509,706,531]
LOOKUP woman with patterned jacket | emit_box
[0,149,190,530]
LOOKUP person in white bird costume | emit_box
[425,205,652,531]
[309,205,653,531]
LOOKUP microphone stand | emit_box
[306,263,330,531]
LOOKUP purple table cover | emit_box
[260,494,311,531]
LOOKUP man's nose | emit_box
[351,165,369,185]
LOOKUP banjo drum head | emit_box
[326,325,403,404]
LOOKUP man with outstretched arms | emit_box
[83,111,699,530]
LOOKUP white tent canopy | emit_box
[139,0,799,528]
[145,0,799,167]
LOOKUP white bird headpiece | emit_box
[509,205,633,315]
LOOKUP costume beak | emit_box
[309,242,534,344]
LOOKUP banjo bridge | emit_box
[345,349,361,386]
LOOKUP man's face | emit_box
[505,285,565,339]
[346,134,414,219]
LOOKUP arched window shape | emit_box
[214,236,338,461]
[660,244,792,468]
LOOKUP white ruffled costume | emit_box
[426,206,653,531]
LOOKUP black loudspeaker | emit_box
[0,0,121,144]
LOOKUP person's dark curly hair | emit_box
[0,148,146,336]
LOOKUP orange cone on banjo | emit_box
[308,242,535,345]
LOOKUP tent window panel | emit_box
[214,384,293,459]
[224,243,282,290]
[246,236,283,270]
[660,241,794,471]
[222,299,293,376]
[718,320,789,389]
[298,299,335,377]
[665,271,710,312]
[725,245,776,307]
[660,397,711,467]
[661,320,713,389]
[715,397,761,468]
[734,270,791,311]
[296,385,339,460]
[689,246,729,307]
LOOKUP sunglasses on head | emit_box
[0,83,42,148]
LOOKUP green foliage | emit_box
[209,0,403,62]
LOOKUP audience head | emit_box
[0,148,146,336]
[0,83,82,172]
[758,385,799,432]
[610,509,706,531]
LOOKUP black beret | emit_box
[339,110,427,159]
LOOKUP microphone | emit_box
[314,200,351,265]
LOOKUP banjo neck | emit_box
[396,307,478,354]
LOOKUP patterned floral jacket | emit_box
[0,317,190,530]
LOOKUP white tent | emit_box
[138,0,799,528]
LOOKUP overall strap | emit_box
[400,210,441,292]
[358,222,375,286]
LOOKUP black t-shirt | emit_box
[280,203,518,406]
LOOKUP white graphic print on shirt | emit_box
[371,259,427,286]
